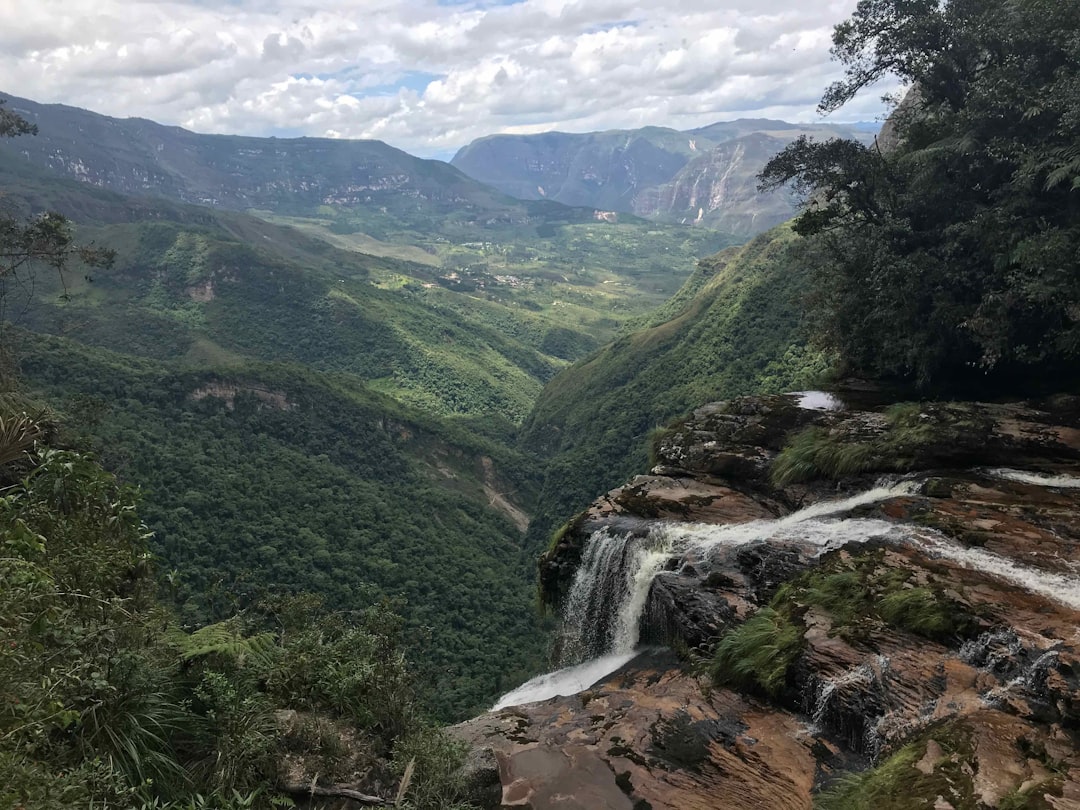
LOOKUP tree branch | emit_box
[280,781,391,806]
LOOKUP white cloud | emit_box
[0,0,897,157]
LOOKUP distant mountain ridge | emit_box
[452,120,878,235]
[0,92,603,239]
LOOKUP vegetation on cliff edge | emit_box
[0,416,480,809]
[760,0,1080,390]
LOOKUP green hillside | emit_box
[0,105,733,379]
[18,333,546,720]
[521,226,829,546]
[0,144,560,719]
[0,91,732,356]
[0,149,559,421]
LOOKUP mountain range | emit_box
[451,120,878,235]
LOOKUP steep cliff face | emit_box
[456,391,1080,809]
[451,122,877,237]
[632,133,799,233]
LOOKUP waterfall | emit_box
[556,476,1080,671]
[558,528,674,663]
[557,480,918,666]
[493,475,1080,711]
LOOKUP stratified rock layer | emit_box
[457,392,1080,809]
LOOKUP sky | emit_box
[0,0,900,159]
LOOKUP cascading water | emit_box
[907,529,1080,611]
[558,528,674,663]
[557,480,920,667]
[491,481,919,710]
[492,474,1080,711]
[985,468,1080,489]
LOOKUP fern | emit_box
[1020,144,1080,190]
[172,622,278,668]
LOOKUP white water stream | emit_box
[493,473,1080,711]
[491,651,642,711]
[909,529,1080,610]
[985,468,1080,488]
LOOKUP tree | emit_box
[0,101,114,297]
[760,0,1080,389]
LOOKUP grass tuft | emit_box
[877,587,956,638]
[710,607,803,696]
[770,402,946,485]
[770,426,879,485]
[815,743,922,810]
[771,551,976,643]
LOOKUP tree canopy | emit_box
[760,0,1080,389]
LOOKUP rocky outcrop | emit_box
[463,390,1080,809]
[191,381,295,411]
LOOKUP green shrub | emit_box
[877,587,957,639]
[770,426,879,485]
[710,607,803,696]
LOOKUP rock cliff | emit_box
[451,122,877,237]
[454,390,1080,809]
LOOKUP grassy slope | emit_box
[521,225,830,547]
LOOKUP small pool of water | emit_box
[793,390,846,411]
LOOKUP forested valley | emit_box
[2,0,1079,805]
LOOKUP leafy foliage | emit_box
[174,622,278,667]
[760,0,1080,389]
[0,421,482,809]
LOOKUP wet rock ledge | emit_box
[454,392,1080,810]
